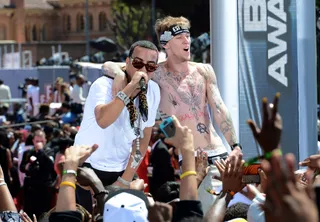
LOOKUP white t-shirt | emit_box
[74,76,161,172]
[27,85,40,104]
[27,85,40,116]
[71,84,86,104]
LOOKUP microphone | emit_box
[139,78,147,92]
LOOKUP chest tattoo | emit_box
[162,71,204,120]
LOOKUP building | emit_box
[0,0,114,66]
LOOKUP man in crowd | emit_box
[20,129,56,218]
[74,40,161,188]
[0,79,11,109]
[27,78,40,117]
[103,16,242,212]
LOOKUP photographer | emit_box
[20,130,57,218]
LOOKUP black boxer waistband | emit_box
[178,152,229,167]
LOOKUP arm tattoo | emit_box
[220,113,237,144]
[203,64,238,145]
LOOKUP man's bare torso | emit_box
[152,62,226,155]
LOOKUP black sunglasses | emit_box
[131,57,158,72]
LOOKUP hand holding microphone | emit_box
[130,71,148,92]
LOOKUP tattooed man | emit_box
[103,16,242,212]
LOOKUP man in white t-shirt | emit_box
[27,78,40,117]
[74,40,161,187]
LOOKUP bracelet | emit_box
[264,149,282,160]
[60,181,76,189]
[93,190,109,199]
[244,149,283,167]
[231,143,242,150]
[228,190,235,197]
[117,176,131,187]
[180,171,197,180]
[206,187,221,195]
[0,182,7,187]
[0,178,4,181]
[62,170,77,177]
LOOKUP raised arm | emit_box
[102,61,126,78]
[102,62,127,97]
[94,71,148,129]
[203,64,238,147]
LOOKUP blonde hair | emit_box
[154,16,191,44]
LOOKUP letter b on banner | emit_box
[244,0,267,32]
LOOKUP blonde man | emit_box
[103,16,242,213]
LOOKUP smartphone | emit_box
[242,164,261,184]
[159,116,176,138]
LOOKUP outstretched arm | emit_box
[203,64,238,147]
[102,61,126,78]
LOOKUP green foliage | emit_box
[107,0,153,49]
[317,0,320,7]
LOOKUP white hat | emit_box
[103,189,149,222]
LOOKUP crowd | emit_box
[0,92,320,222]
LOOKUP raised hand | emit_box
[262,153,318,222]
[164,116,194,157]
[215,155,245,193]
[299,154,320,170]
[247,93,282,153]
[196,149,208,184]
[129,179,148,191]
[64,144,98,169]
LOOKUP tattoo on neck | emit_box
[168,93,179,108]
[197,123,209,134]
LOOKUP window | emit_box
[77,13,84,32]
[99,12,107,31]
[0,25,6,40]
[42,24,47,41]
[25,25,30,42]
[89,14,93,30]
[32,25,37,41]
[63,14,71,31]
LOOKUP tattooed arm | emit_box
[102,61,126,78]
[202,64,238,146]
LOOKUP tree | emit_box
[122,0,210,37]
[107,0,154,49]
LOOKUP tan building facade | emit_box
[0,0,114,65]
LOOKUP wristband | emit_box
[93,190,109,199]
[0,182,7,187]
[228,190,235,197]
[116,91,130,106]
[62,170,77,177]
[117,176,131,187]
[231,143,242,150]
[264,149,282,160]
[0,178,4,181]
[180,171,197,180]
[60,181,76,189]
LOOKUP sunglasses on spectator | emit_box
[131,57,158,72]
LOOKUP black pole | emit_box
[151,0,157,44]
[85,0,90,60]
